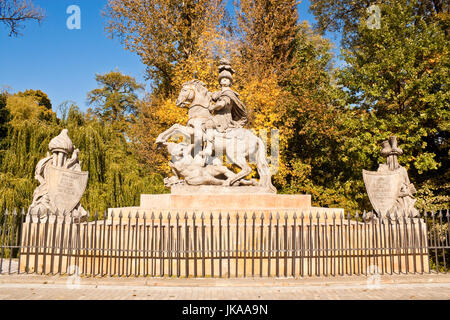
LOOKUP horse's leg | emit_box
[156,124,193,144]
[174,125,194,142]
[228,153,252,186]
[155,124,179,144]
[192,124,203,157]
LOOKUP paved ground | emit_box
[0,274,449,300]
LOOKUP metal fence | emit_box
[0,209,448,277]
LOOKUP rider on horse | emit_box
[201,59,248,157]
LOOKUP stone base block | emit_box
[140,193,311,210]
[171,185,276,194]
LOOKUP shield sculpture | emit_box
[46,165,88,213]
[363,169,403,217]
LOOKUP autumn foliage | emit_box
[0,0,447,213]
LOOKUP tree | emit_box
[105,0,229,95]
[17,89,52,110]
[0,101,165,214]
[309,0,448,48]
[0,93,10,154]
[234,0,299,78]
[230,0,299,179]
[312,0,450,209]
[87,71,144,131]
[108,1,233,174]
[6,90,56,127]
[232,2,352,207]
[0,0,44,36]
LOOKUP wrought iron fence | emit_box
[0,209,448,277]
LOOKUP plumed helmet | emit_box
[49,129,74,154]
[218,58,235,73]
[218,58,235,84]
[218,69,233,83]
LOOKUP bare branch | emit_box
[0,0,45,37]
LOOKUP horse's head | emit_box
[176,79,210,109]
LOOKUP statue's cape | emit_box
[220,89,248,127]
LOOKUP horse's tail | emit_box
[256,137,277,193]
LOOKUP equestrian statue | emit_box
[156,59,276,193]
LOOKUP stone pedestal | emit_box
[171,185,276,194]
[141,193,311,210]
[107,189,342,222]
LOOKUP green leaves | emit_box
[414,152,439,174]
[0,99,166,213]
[308,0,449,210]
[87,70,144,132]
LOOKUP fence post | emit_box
[159,212,164,277]
[0,209,9,274]
[176,212,180,278]
[324,211,328,277]
[268,212,272,277]
[259,212,264,277]
[235,213,239,277]
[193,212,197,278]
[243,212,247,278]
[251,212,256,278]
[317,212,322,276]
[210,212,214,278]
[143,211,148,277]
[292,212,297,277]
[201,212,205,278]
[184,212,189,278]
[17,208,26,275]
[219,212,223,278]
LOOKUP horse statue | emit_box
[156,80,276,192]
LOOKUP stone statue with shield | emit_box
[363,136,419,219]
[156,59,276,193]
[28,129,88,222]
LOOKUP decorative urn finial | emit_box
[48,129,74,155]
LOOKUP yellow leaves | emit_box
[154,98,187,128]
[239,73,296,162]
[6,95,55,127]
[240,75,283,129]
[106,0,229,94]
[173,24,231,91]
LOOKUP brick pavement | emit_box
[0,274,449,300]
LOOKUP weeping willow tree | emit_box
[0,95,165,215]
[64,105,166,215]
[0,114,59,211]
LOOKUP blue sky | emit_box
[0,0,340,116]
